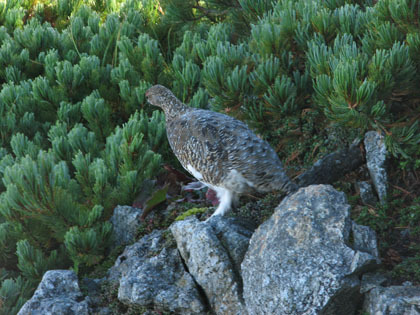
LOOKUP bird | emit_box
[145,85,297,217]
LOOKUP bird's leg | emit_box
[211,188,233,217]
[232,193,240,208]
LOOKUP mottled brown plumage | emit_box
[146,85,297,216]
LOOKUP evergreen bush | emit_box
[0,1,168,312]
[0,0,419,313]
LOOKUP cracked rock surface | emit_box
[110,205,143,248]
[108,229,206,314]
[356,181,378,206]
[363,285,420,314]
[18,270,89,315]
[242,185,380,315]
[19,190,389,315]
[364,131,388,203]
[170,216,253,315]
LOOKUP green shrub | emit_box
[0,0,420,313]
[0,1,168,312]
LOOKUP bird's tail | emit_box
[274,170,298,194]
[283,180,298,194]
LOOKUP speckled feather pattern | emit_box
[167,109,296,194]
[145,85,297,197]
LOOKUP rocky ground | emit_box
[18,131,420,315]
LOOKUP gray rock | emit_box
[364,131,388,203]
[18,270,88,315]
[296,142,364,188]
[352,221,380,262]
[401,228,412,240]
[242,185,380,315]
[171,216,252,315]
[360,272,387,294]
[356,181,378,206]
[108,229,205,314]
[207,216,254,272]
[363,285,420,314]
[110,205,142,247]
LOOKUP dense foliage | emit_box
[0,0,419,313]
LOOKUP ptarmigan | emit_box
[146,85,297,216]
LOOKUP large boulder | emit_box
[363,284,420,314]
[170,215,254,315]
[242,185,380,315]
[107,229,205,314]
[18,270,88,315]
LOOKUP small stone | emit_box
[401,228,411,240]
[363,285,420,314]
[356,181,378,205]
[352,221,381,262]
[360,272,388,293]
[364,131,388,203]
[110,205,142,247]
[18,270,88,315]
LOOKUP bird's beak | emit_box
[145,91,153,105]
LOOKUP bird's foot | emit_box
[182,181,207,191]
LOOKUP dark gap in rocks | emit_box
[75,295,85,302]
[322,283,363,315]
[347,227,355,249]
[177,248,189,274]
[212,228,246,304]
[354,290,367,315]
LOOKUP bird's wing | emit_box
[166,109,273,185]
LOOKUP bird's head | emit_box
[145,85,175,109]
[145,85,189,118]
